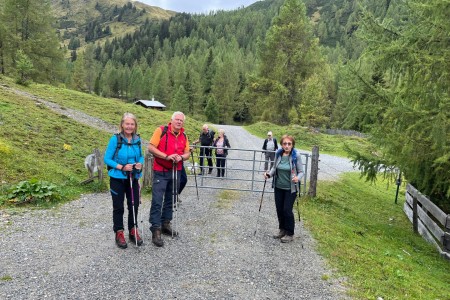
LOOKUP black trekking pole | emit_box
[254,178,267,236]
[297,183,301,222]
[129,172,138,246]
[191,150,200,201]
[172,161,178,239]
[137,174,144,242]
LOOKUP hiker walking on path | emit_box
[213,128,231,177]
[193,124,215,175]
[104,112,144,249]
[262,131,278,171]
[148,111,190,247]
[264,134,303,243]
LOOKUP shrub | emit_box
[7,179,61,205]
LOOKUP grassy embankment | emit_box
[0,76,203,206]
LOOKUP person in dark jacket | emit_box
[264,134,303,243]
[262,131,278,171]
[213,129,231,177]
[104,113,144,249]
[193,124,215,175]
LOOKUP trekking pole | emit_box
[175,161,179,238]
[138,174,144,242]
[297,183,301,222]
[129,172,138,247]
[254,178,267,236]
[172,161,178,239]
[191,150,199,201]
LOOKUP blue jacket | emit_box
[267,148,304,193]
[104,133,144,179]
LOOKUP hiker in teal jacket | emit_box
[264,134,303,243]
[104,113,144,249]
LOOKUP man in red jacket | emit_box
[148,111,190,247]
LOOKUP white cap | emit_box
[267,131,272,136]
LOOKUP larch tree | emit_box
[1,0,64,83]
[348,0,450,205]
[254,0,324,125]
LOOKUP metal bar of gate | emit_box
[185,146,310,194]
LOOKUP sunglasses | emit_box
[282,142,292,146]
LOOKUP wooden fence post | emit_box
[412,195,419,234]
[308,146,319,197]
[142,151,153,189]
[94,148,103,183]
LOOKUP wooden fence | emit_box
[403,184,450,260]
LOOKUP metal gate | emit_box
[184,146,309,195]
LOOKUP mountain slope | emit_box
[52,0,175,48]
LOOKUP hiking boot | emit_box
[129,227,143,246]
[115,230,127,249]
[162,221,178,236]
[280,235,294,243]
[152,228,164,247]
[273,230,286,239]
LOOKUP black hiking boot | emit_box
[162,221,178,236]
[151,228,164,247]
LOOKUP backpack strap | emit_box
[114,133,122,161]
[160,125,169,151]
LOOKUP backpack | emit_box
[107,133,141,171]
[208,130,215,142]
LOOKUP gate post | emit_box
[308,146,319,197]
[143,151,154,189]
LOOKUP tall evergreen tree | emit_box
[1,0,64,82]
[171,85,189,112]
[347,0,450,204]
[254,0,324,125]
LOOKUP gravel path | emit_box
[1,86,351,299]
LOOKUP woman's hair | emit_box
[280,134,295,149]
[119,112,138,134]
[218,128,225,135]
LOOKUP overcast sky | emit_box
[138,0,259,14]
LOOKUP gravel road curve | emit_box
[1,85,351,299]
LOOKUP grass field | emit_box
[301,173,450,299]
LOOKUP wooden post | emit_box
[308,146,319,197]
[143,151,154,189]
[94,148,103,182]
[412,196,418,234]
